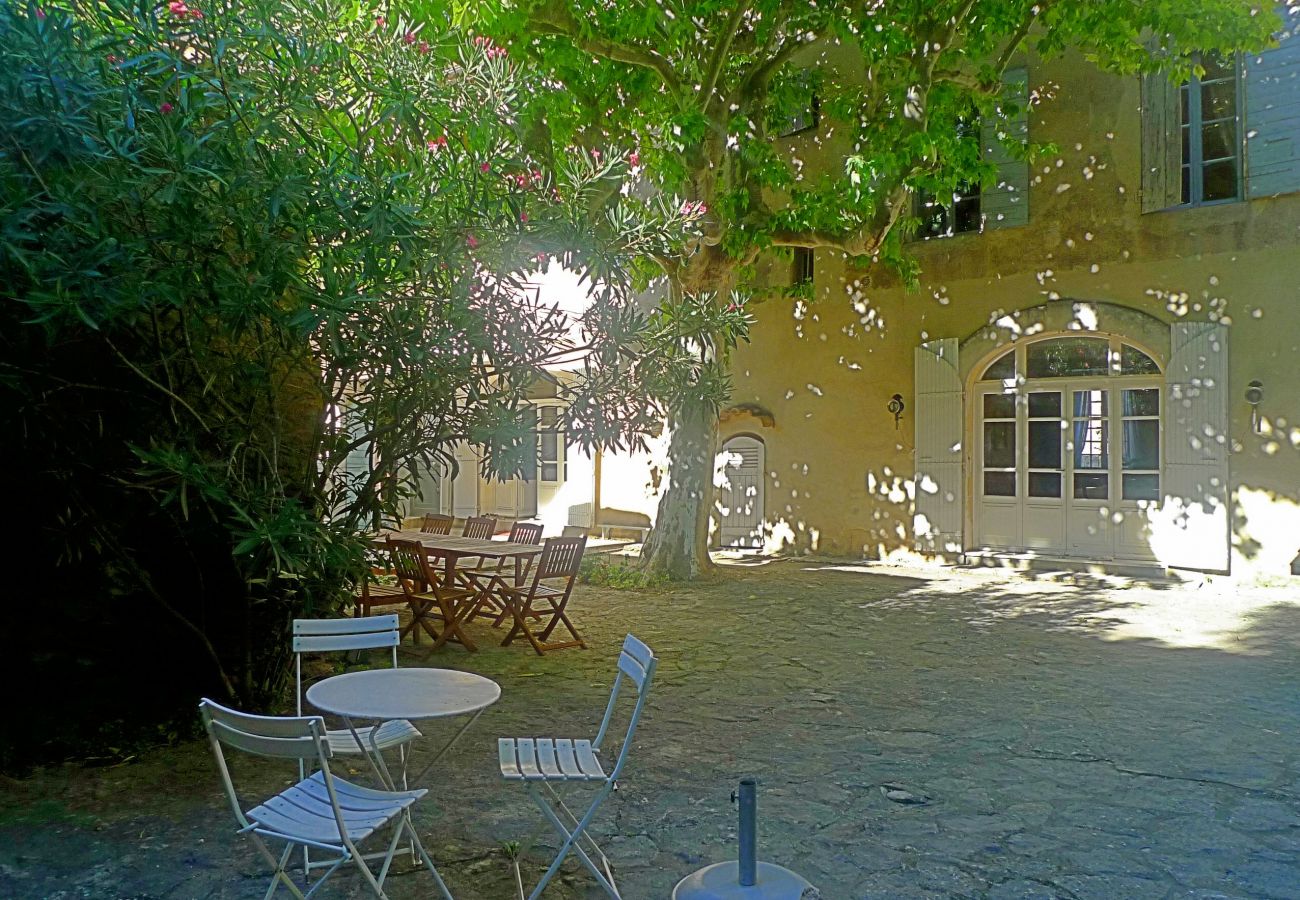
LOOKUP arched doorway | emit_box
[972,334,1163,561]
[716,435,765,549]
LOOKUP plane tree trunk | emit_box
[640,396,718,580]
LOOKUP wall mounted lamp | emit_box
[1245,380,1264,434]
[887,393,905,430]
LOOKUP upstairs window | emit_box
[1179,53,1242,205]
[916,183,982,238]
[792,247,814,286]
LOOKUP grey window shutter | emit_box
[981,66,1030,229]
[339,405,371,511]
[1154,322,1230,573]
[451,441,480,519]
[1246,5,1300,198]
[1140,72,1183,212]
[913,339,964,557]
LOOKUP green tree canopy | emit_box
[465,0,1283,578]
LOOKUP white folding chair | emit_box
[293,615,422,874]
[198,698,454,899]
[497,634,657,899]
[292,615,421,775]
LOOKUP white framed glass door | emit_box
[973,337,1162,561]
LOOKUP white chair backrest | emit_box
[292,614,401,716]
[199,698,339,834]
[292,613,401,653]
[593,634,657,780]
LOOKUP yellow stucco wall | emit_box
[726,50,1300,577]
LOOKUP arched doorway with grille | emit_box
[715,434,766,549]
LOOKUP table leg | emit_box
[342,716,396,791]
[408,707,488,786]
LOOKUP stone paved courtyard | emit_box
[2,561,1298,899]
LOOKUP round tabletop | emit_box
[306,668,501,721]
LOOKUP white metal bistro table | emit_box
[307,667,501,790]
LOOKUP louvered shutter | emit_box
[1140,71,1183,212]
[339,406,371,510]
[451,442,480,519]
[1246,5,1300,198]
[981,67,1030,229]
[1156,322,1230,572]
[913,339,963,556]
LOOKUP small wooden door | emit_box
[717,436,765,548]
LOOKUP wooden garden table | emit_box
[374,530,543,650]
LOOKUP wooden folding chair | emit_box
[497,535,588,655]
[420,513,454,534]
[464,521,544,624]
[461,515,497,540]
[353,574,406,618]
[390,539,478,651]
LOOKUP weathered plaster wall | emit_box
[726,50,1300,576]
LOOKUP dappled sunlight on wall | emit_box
[599,428,671,524]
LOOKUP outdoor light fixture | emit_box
[887,393,905,429]
[1246,380,1264,434]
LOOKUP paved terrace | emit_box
[2,561,1298,899]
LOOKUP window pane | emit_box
[541,463,558,481]
[984,422,1015,468]
[1181,164,1191,204]
[1029,472,1062,498]
[1201,158,1238,202]
[1121,344,1160,375]
[1072,389,1108,418]
[982,351,1015,382]
[1123,420,1160,470]
[1074,473,1109,500]
[1027,338,1109,378]
[1029,421,1061,469]
[953,191,982,233]
[1028,391,1061,418]
[1201,121,1236,161]
[1123,474,1161,501]
[1122,388,1160,417]
[1073,417,1109,470]
[1200,79,1237,121]
[1201,52,1233,81]
[540,432,558,460]
[1180,85,1190,127]
[540,407,558,428]
[983,392,1016,418]
[984,471,1016,497]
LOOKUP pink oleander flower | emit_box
[159,102,174,114]
[168,1,187,15]
[375,15,385,26]
[418,40,429,54]
[480,162,490,173]
[466,235,478,249]
[536,252,548,262]
[403,31,416,45]
[629,151,640,167]
[519,212,528,223]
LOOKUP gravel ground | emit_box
[2,560,1298,899]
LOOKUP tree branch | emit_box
[993,0,1053,76]
[701,2,750,111]
[529,1,683,97]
